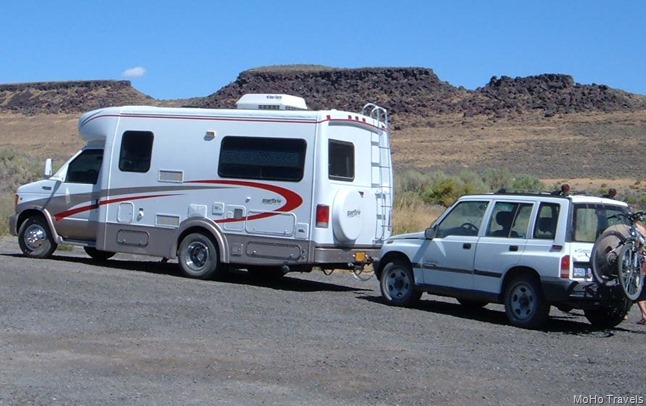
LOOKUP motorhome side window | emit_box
[328,140,354,181]
[66,149,103,184]
[218,136,306,182]
[119,131,154,173]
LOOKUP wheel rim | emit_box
[385,267,411,300]
[508,283,536,320]
[185,241,209,271]
[618,247,643,300]
[23,223,47,251]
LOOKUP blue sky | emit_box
[2,0,644,99]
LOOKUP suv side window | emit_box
[533,202,560,240]
[436,200,488,237]
[486,202,533,238]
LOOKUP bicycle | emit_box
[590,211,646,301]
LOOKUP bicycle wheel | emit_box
[591,227,627,286]
[617,244,644,301]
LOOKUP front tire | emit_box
[18,216,57,258]
[177,232,222,280]
[504,275,549,329]
[379,259,421,307]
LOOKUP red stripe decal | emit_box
[187,180,303,223]
[54,194,176,221]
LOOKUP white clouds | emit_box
[122,66,146,78]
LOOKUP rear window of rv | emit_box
[218,136,306,182]
[119,131,154,173]
[329,140,354,181]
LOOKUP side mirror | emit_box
[44,158,53,177]
[424,227,436,239]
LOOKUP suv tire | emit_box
[379,259,422,307]
[584,298,632,329]
[504,275,550,329]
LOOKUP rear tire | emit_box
[247,266,285,281]
[18,216,57,258]
[504,275,549,329]
[584,298,632,329]
[177,232,222,280]
[379,259,421,307]
[83,247,116,261]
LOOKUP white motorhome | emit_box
[9,94,393,279]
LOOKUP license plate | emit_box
[573,266,589,279]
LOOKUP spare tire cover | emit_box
[593,224,630,276]
[332,190,365,242]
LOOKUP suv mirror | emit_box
[424,227,436,239]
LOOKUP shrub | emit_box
[0,148,43,193]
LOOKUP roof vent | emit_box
[235,94,308,110]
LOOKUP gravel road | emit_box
[1,236,645,406]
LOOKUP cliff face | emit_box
[199,68,646,128]
[199,67,465,113]
[0,80,155,114]
[1,68,645,124]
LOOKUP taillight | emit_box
[14,194,19,208]
[316,205,329,228]
[560,255,571,278]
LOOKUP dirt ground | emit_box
[1,237,645,405]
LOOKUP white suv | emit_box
[375,192,632,329]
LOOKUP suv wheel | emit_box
[504,275,549,329]
[379,259,422,307]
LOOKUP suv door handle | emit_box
[463,243,471,249]
[509,245,519,252]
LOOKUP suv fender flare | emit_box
[375,251,412,279]
[500,266,541,298]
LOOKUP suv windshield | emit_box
[572,203,628,242]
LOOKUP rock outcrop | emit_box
[2,68,645,124]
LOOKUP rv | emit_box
[9,94,393,279]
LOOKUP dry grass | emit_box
[392,197,445,234]
[0,194,12,235]
[2,109,646,236]
[0,113,82,161]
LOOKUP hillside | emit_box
[200,67,646,128]
[2,67,646,188]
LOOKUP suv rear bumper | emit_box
[542,277,627,308]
